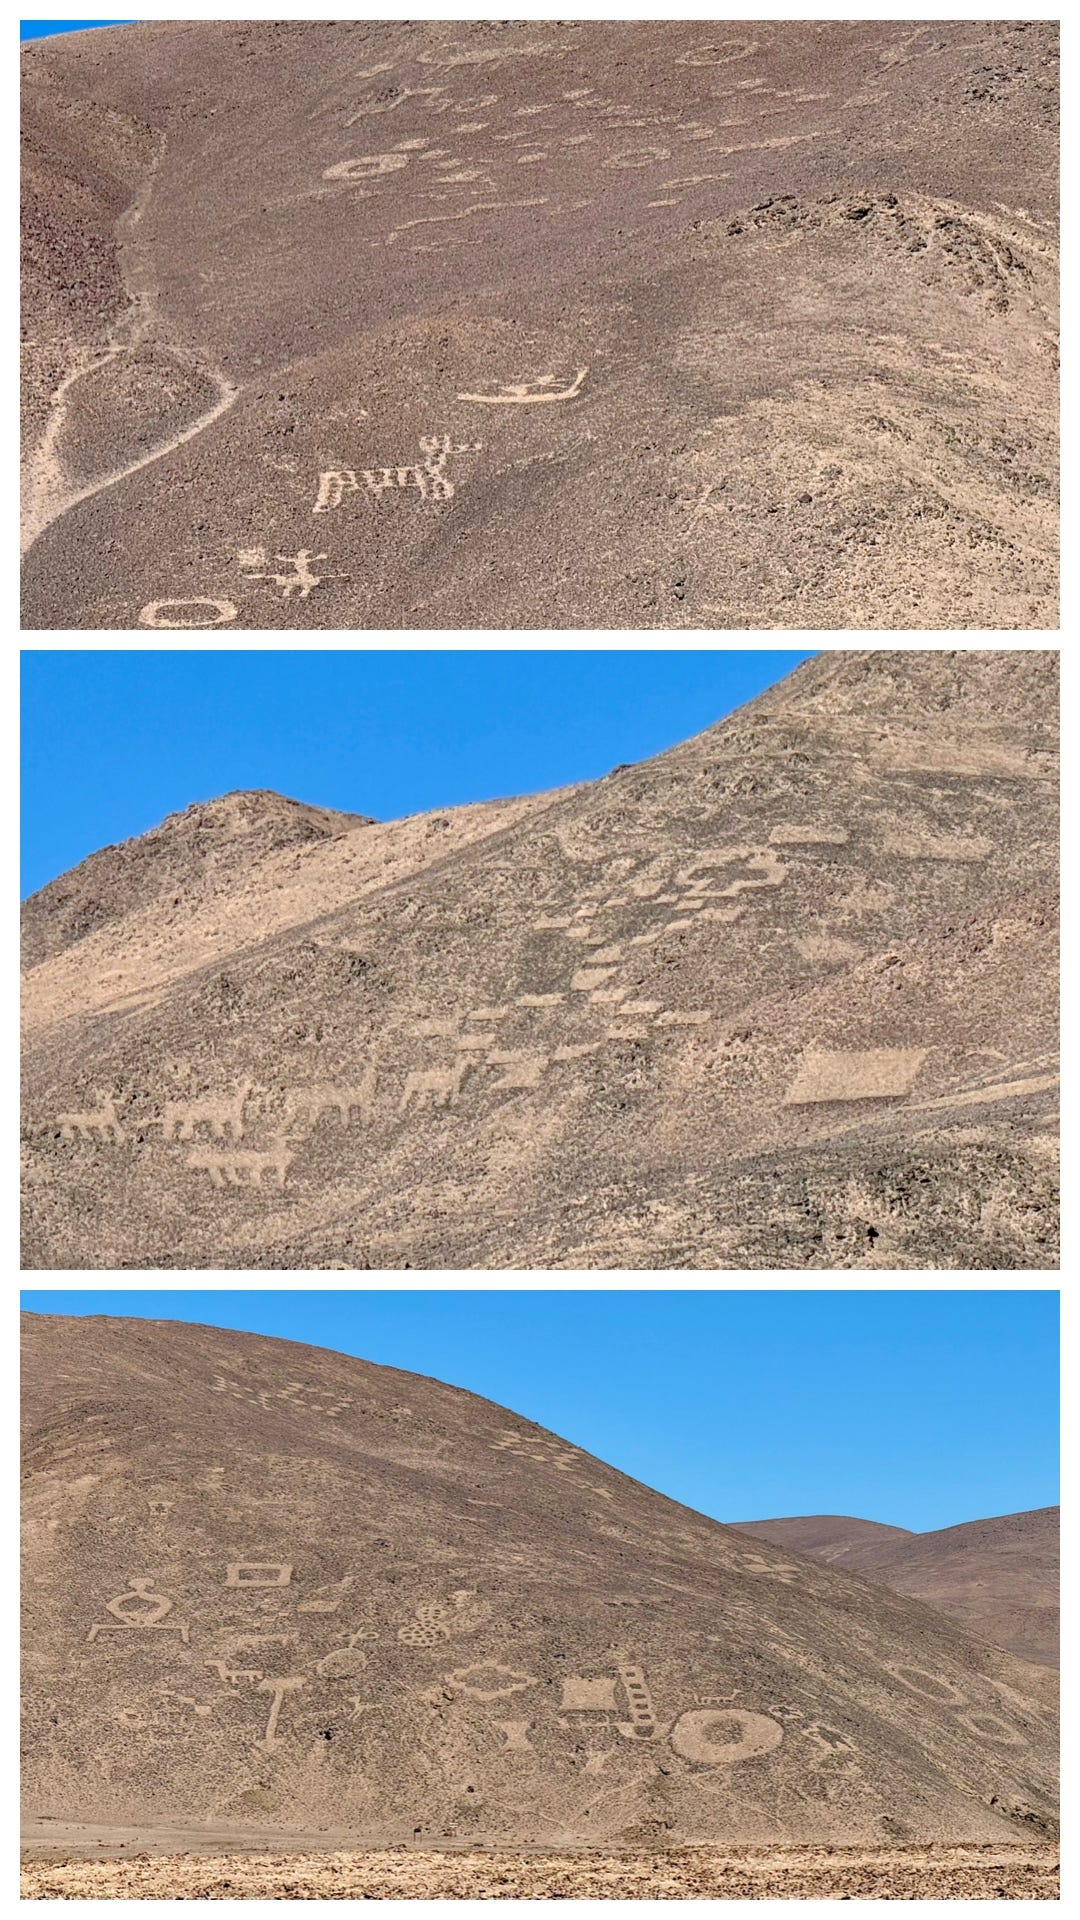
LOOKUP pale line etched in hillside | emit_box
[911,1073,1058,1113]
[21,125,241,559]
[386,195,549,240]
[21,368,240,558]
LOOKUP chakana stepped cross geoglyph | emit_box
[47,843,798,1189]
[43,830,967,1192]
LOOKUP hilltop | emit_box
[740,1509,1059,1666]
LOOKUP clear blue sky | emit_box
[21,650,812,897]
[20,21,132,39]
[20,1291,1058,1532]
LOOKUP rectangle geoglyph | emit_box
[784,1047,928,1107]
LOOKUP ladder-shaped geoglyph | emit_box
[78,1553,809,1770]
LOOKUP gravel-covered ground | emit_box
[21,1842,1061,1900]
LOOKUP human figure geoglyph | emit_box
[237,547,339,601]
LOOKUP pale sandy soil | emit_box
[20,1842,1060,1900]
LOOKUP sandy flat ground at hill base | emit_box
[20,1840,1060,1900]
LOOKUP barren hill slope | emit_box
[21,17,1058,629]
[22,792,374,973]
[744,1511,1059,1669]
[20,651,1059,1270]
[20,1313,1059,1847]
[733,1517,915,1564]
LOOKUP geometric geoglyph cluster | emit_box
[82,1562,790,1768]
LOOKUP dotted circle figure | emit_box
[323,153,410,181]
[670,1707,783,1766]
[138,598,237,630]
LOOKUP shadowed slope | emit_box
[20,18,1058,628]
[20,651,1059,1270]
[21,1313,1059,1846]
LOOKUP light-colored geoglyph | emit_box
[670,1707,785,1765]
[22,1306,1059,1845]
[138,598,237,630]
[80,1554,793,1769]
[457,368,589,405]
[237,548,338,601]
[24,651,1058,1268]
[36,795,1018,1194]
[46,843,766,1189]
[784,1048,929,1107]
[57,1096,126,1145]
[313,435,483,513]
[186,1144,293,1190]
[22,18,1058,634]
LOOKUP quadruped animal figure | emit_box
[161,1080,256,1144]
[313,435,482,513]
[57,1096,126,1145]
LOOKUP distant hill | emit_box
[21,650,1059,1269]
[739,1509,1059,1666]
[20,17,1058,627]
[22,792,373,971]
[21,1312,1059,1846]
[733,1516,914,1564]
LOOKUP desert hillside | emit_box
[21,650,1059,1270]
[21,1313,1059,1847]
[741,1509,1059,1666]
[20,18,1058,628]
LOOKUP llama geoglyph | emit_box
[57,1096,125,1145]
[281,1073,378,1136]
[187,1143,293,1190]
[398,1059,473,1113]
[161,1080,255,1143]
[313,435,482,513]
